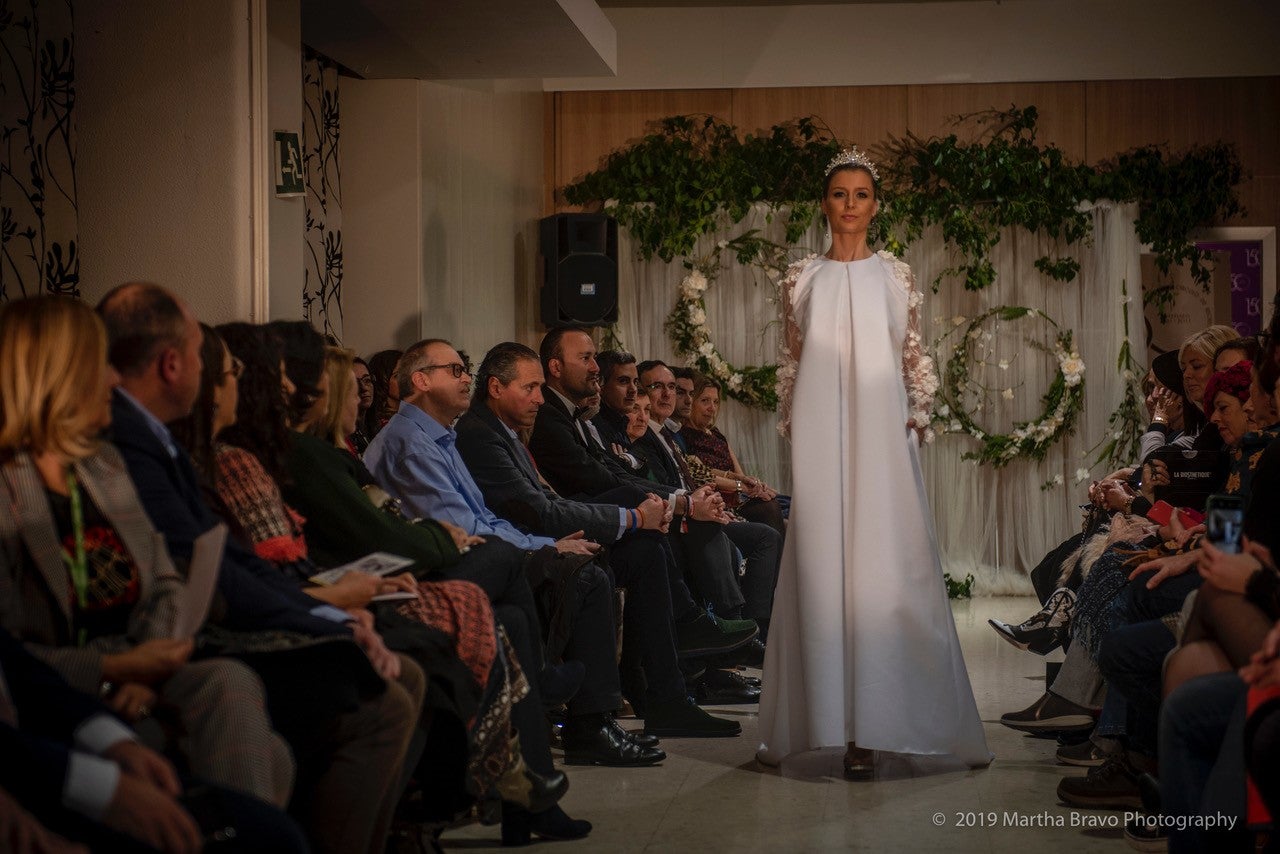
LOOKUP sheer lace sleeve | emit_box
[776,255,816,439]
[884,252,938,444]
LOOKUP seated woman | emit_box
[350,356,374,455]
[0,297,293,807]
[678,372,785,536]
[364,348,403,441]
[266,324,591,845]
[204,323,564,823]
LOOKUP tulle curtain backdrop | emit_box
[612,201,1143,594]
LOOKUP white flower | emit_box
[1002,388,1015,400]
[687,270,708,293]
[951,315,967,327]
[938,404,951,417]
[697,342,715,358]
[998,359,1009,371]
[1053,474,1064,486]
[1114,431,1122,440]
[1075,467,1090,483]
[1122,369,1134,382]
[1121,295,1133,305]
[717,240,728,250]
[983,331,992,342]
[948,420,963,432]
[687,306,706,326]
[1060,354,1085,387]
[727,374,743,390]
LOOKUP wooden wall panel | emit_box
[550,77,1279,230]
[728,85,909,151]
[905,82,1088,161]
[553,88,732,202]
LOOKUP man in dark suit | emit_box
[456,342,753,743]
[0,625,306,853]
[97,282,420,854]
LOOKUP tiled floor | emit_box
[443,596,1131,852]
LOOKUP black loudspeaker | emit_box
[540,213,618,327]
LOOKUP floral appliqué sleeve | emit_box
[883,251,939,444]
[776,255,816,439]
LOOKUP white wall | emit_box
[267,0,306,322]
[76,1,254,321]
[545,0,1280,91]
[342,78,544,358]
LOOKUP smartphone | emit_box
[1204,494,1246,554]
[1147,501,1205,529]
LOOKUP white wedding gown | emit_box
[757,253,991,768]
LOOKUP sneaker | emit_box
[1124,815,1168,852]
[1056,737,1118,767]
[1001,692,1097,733]
[675,613,759,658]
[989,587,1075,655]
[1056,754,1143,809]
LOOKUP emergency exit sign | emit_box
[274,131,304,196]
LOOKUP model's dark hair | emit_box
[96,282,188,376]
[216,323,293,483]
[474,342,540,405]
[672,366,696,382]
[595,349,637,386]
[169,323,227,478]
[539,325,593,372]
[266,320,326,424]
[1215,336,1263,365]
[364,349,402,437]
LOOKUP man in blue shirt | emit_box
[367,338,746,743]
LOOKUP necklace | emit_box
[60,470,89,647]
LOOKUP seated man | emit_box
[97,283,420,854]
[634,359,782,644]
[0,625,306,853]
[366,338,741,742]
[455,342,756,736]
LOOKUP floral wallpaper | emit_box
[1,0,78,302]
[302,48,342,340]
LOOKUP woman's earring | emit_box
[824,219,831,242]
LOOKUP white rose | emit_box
[697,342,715,358]
[728,374,743,389]
[1002,388,1015,401]
[687,307,706,326]
[1075,467,1090,484]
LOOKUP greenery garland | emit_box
[932,306,1086,467]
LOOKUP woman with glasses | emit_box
[350,356,374,455]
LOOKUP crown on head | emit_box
[825,146,879,182]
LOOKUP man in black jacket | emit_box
[457,343,755,743]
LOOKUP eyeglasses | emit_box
[645,381,677,393]
[356,375,375,387]
[418,363,469,379]
[223,357,244,381]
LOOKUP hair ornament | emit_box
[825,146,879,182]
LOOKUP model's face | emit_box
[626,399,651,441]
[353,362,373,411]
[689,386,719,431]
[1182,349,1212,411]
[821,168,878,239]
[341,368,360,436]
[553,331,599,401]
[674,377,694,421]
[601,363,638,414]
[641,365,678,421]
[211,343,239,436]
[1209,392,1248,447]
[491,358,545,431]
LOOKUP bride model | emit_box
[756,147,992,776]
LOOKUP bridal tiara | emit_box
[825,146,879,182]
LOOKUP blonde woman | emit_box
[0,297,293,808]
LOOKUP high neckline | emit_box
[821,253,877,264]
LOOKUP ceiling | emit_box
[301,0,617,80]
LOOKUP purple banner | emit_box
[1197,240,1264,336]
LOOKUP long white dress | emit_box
[757,251,991,768]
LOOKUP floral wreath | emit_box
[664,236,790,409]
[933,306,1085,467]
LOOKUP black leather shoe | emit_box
[696,668,762,705]
[563,715,666,766]
[539,661,585,709]
[502,804,593,847]
[494,737,569,814]
[625,726,661,749]
[644,697,741,738]
[728,638,766,668]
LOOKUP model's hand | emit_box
[438,519,485,552]
[1198,538,1262,593]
